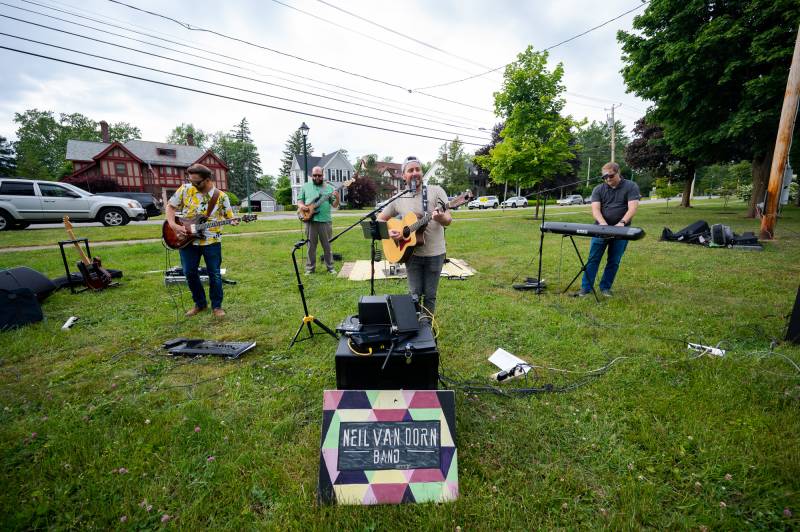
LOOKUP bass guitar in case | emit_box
[162,214,257,250]
[382,190,473,264]
[62,216,113,291]
[297,179,354,222]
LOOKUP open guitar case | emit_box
[51,269,123,290]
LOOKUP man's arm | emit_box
[616,200,640,226]
[591,202,608,225]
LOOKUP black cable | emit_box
[0,31,491,141]
[0,45,489,146]
[9,0,487,127]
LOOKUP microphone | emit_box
[410,179,417,193]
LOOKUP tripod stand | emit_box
[560,235,600,302]
[289,239,338,348]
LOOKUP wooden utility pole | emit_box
[761,25,800,240]
[606,104,620,163]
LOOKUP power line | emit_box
[5,0,489,127]
[0,33,491,142]
[412,2,649,91]
[0,45,490,146]
[0,14,490,136]
[313,0,495,71]
[104,0,494,113]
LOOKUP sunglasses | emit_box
[602,173,616,180]
[312,174,323,177]
[188,176,208,186]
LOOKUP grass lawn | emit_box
[1,200,798,529]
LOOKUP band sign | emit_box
[338,421,440,470]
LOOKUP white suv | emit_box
[468,195,500,209]
[0,178,146,230]
[501,196,528,208]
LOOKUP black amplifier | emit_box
[335,322,439,390]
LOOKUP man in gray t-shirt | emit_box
[573,161,641,297]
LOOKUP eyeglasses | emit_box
[312,174,323,177]
[188,176,207,186]
[602,173,616,180]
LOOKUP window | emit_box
[39,183,79,198]
[0,181,35,196]
[115,163,126,175]
[157,148,177,157]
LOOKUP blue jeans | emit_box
[581,237,629,292]
[406,253,445,315]
[179,242,223,309]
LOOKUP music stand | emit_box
[360,219,389,296]
[289,239,338,348]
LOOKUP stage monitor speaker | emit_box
[787,285,800,345]
[0,267,56,302]
[0,288,43,331]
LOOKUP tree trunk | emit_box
[748,149,773,218]
[681,164,695,207]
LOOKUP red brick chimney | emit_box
[99,120,110,143]
[186,133,195,146]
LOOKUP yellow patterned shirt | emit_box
[168,185,234,246]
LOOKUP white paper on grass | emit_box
[488,348,531,374]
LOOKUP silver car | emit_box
[501,196,528,208]
[0,178,146,230]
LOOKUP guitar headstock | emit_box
[341,178,356,188]
[63,215,72,231]
[447,190,474,210]
[242,214,258,223]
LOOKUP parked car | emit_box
[556,194,584,206]
[96,192,162,217]
[501,196,528,208]
[467,195,500,209]
[0,178,146,230]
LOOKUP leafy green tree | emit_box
[435,137,471,194]
[257,174,276,193]
[618,0,800,217]
[107,122,141,143]
[166,123,208,148]
[475,46,581,191]
[0,136,16,176]
[212,118,262,199]
[575,120,629,182]
[279,127,313,178]
[654,177,680,211]
[275,175,292,206]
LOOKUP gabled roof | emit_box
[292,149,352,172]
[66,139,206,166]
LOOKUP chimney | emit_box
[99,120,110,143]
[186,133,195,146]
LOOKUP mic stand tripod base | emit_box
[290,314,338,347]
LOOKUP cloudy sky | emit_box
[0,0,650,175]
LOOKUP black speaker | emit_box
[0,288,43,331]
[711,224,734,246]
[787,285,800,344]
[0,267,56,302]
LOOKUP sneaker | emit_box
[600,289,613,297]
[570,289,591,298]
[304,270,314,275]
[328,268,337,275]
[212,308,226,318]
[185,306,206,317]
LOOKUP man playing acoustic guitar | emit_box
[297,166,340,275]
[166,163,238,318]
[377,156,452,316]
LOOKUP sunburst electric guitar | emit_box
[382,191,473,264]
[62,216,113,290]
[297,179,354,222]
[162,214,258,250]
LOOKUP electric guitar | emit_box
[297,179,354,222]
[162,214,258,250]
[62,216,113,291]
[382,191,473,264]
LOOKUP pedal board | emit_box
[162,338,256,359]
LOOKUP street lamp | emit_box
[300,122,309,184]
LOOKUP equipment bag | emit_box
[0,288,43,331]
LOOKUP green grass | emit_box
[1,200,799,529]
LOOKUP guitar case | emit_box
[51,269,123,290]
[0,288,43,331]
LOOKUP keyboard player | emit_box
[573,162,641,298]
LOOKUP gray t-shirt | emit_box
[590,179,641,226]
[381,184,449,257]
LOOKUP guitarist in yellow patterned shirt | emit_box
[166,164,238,318]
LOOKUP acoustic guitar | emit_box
[62,216,113,291]
[162,214,257,250]
[382,191,473,264]
[297,179,354,222]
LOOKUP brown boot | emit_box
[185,306,206,317]
[212,308,226,318]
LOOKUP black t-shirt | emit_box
[590,179,641,226]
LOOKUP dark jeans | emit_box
[406,253,445,315]
[581,237,629,292]
[179,242,223,309]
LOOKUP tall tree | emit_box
[435,137,471,194]
[166,123,209,148]
[618,0,800,216]
[0,136,17,176]
[475,46,581,191]
[213,118,262,199]
[278,127,313,178]
[575,120,630,181]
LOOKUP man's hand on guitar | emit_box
[431,209,447,223]
[231,218,240,226]
[170,221,187,236]
[389,229,402,241]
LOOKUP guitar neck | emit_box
[64,226,91,265]
[409,212,434,233]
[196,218,237,231]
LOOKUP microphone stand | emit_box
[289,238,338,348]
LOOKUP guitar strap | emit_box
[422,184,428,213]
[205,189,220,218]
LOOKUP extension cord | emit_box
[687,342,725,357]
[491,365,526,382]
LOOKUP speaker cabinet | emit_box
[787,285,800,345]
[0,267,56,302]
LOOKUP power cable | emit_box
[0,45,489,146]
[413,2,649,91]
[0,16,491,135]
[105,0,494,112]
[5,0,488,127]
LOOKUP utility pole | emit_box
[761,24,800,240]
[586,157,591,187]
[606,104,621,163]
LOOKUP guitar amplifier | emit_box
[335,321,439,390]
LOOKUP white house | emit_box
[290,150,355,204]
[242,190,278,212]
